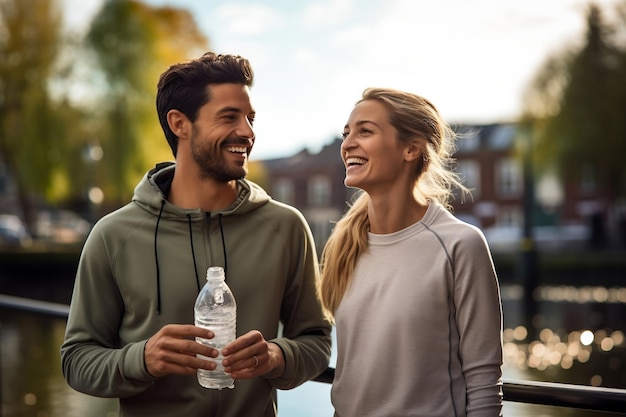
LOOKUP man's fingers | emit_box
[144,325,219,377]
[222,330,263,355]
[160,323,214,339]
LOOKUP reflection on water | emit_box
[504,327,625,382]
[1,283,625,417]
[0,312,117,417]
[501,284,626,391]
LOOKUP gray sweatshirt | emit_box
[332,201,503,417]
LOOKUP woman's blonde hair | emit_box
[318,88,468,321]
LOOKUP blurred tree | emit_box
[0,0,73,233]
[0,0,210,234]
[85,0,209,207]
[521,2,626,203]
[520,1,626,248]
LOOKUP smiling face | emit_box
[341,99,411,194]
[189,83,256,182]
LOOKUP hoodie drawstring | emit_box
[154,207,229,314]
[154,200,166,314]
[187,213,201,292]
[217,214,228,276]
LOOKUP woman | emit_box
[319,88,503,416]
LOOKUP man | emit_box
[61,52,332,417]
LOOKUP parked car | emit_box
[0,214,32,247]
[34,210,91,245]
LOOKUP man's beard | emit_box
[190,130,249,182]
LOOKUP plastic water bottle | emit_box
[194,266,237,389]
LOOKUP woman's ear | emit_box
[167,109,190,140]
[404,143,422,163]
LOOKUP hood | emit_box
[132,162,271,219]
[132,162,272,314]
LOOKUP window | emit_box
[456,160,480,198]
[496,158,522,197]
[488,125,516,150]
[455,129,480,152]
[308,175,331,207]
[273,178,294,205]
[496,206,522,227]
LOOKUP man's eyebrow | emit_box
[216,106,242,115]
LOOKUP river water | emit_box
[1,283,625,417]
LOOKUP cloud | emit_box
[331,26,371,45]
[301,0,355,28]
[217,4,284,36]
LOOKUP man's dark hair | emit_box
[156,52,254,156]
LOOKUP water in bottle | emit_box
[194,266,237,389]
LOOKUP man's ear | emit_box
[167,109,190,140]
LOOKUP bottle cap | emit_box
[207,266,225,280]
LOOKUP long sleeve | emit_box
[61,218,156,398]
[453,227,504,416]
[266,207,332,389]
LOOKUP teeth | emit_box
[226,146,247,153]
[346,157,366,165]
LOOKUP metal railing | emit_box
[2,293,626,414]
[313,367,626,413]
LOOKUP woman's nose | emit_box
[341,134,355,152]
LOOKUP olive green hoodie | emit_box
[61,162,332,417]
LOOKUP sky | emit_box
[62,0,623,160]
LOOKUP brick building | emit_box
[259,123,618,253]
[261,138,357,252]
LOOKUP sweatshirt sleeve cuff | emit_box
[265,338,296,389]
[122,340,156,383]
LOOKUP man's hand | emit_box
[222,330,285,380]
[144,324,218,377]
